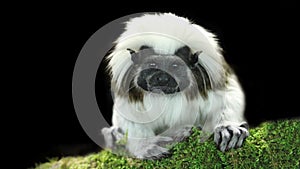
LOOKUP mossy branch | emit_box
[35,119,300,169]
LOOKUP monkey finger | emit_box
[235,127,249,148]
[220,130,231,152]
[111,126,125,140]
[226,126,241,150]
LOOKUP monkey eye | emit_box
[172,63,178,68]
[171,62,183,69]
[148,62,157,68]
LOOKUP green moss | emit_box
[35,119,300,169]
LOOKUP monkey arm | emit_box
[199,74,249,152]
[212,74,249,152]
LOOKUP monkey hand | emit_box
[101,126,125,150]
[214,122,249,152]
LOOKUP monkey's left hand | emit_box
[214,122,249,152]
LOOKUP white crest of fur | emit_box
[118,13,222,56]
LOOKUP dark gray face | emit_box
[137,56,190,94]
[125,45,212,100]
[129,46,191,94]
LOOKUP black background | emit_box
[10,5,300,168]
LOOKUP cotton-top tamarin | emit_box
[101,13,249,159]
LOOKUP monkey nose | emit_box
[157,73,170,85]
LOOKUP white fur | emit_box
[113,93,200,138]
[106,13,247,157]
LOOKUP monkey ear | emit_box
[127,48,138,63]
[175,46,199,65]
[139,45,150,50]
[127,48,136,54]
[190,51,201,64]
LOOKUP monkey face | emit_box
[129,46,192,94]
[117,44,211,101]
[136,56,190,94]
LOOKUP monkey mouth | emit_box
[148,86,180,94]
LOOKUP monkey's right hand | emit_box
[101,126,125,150]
